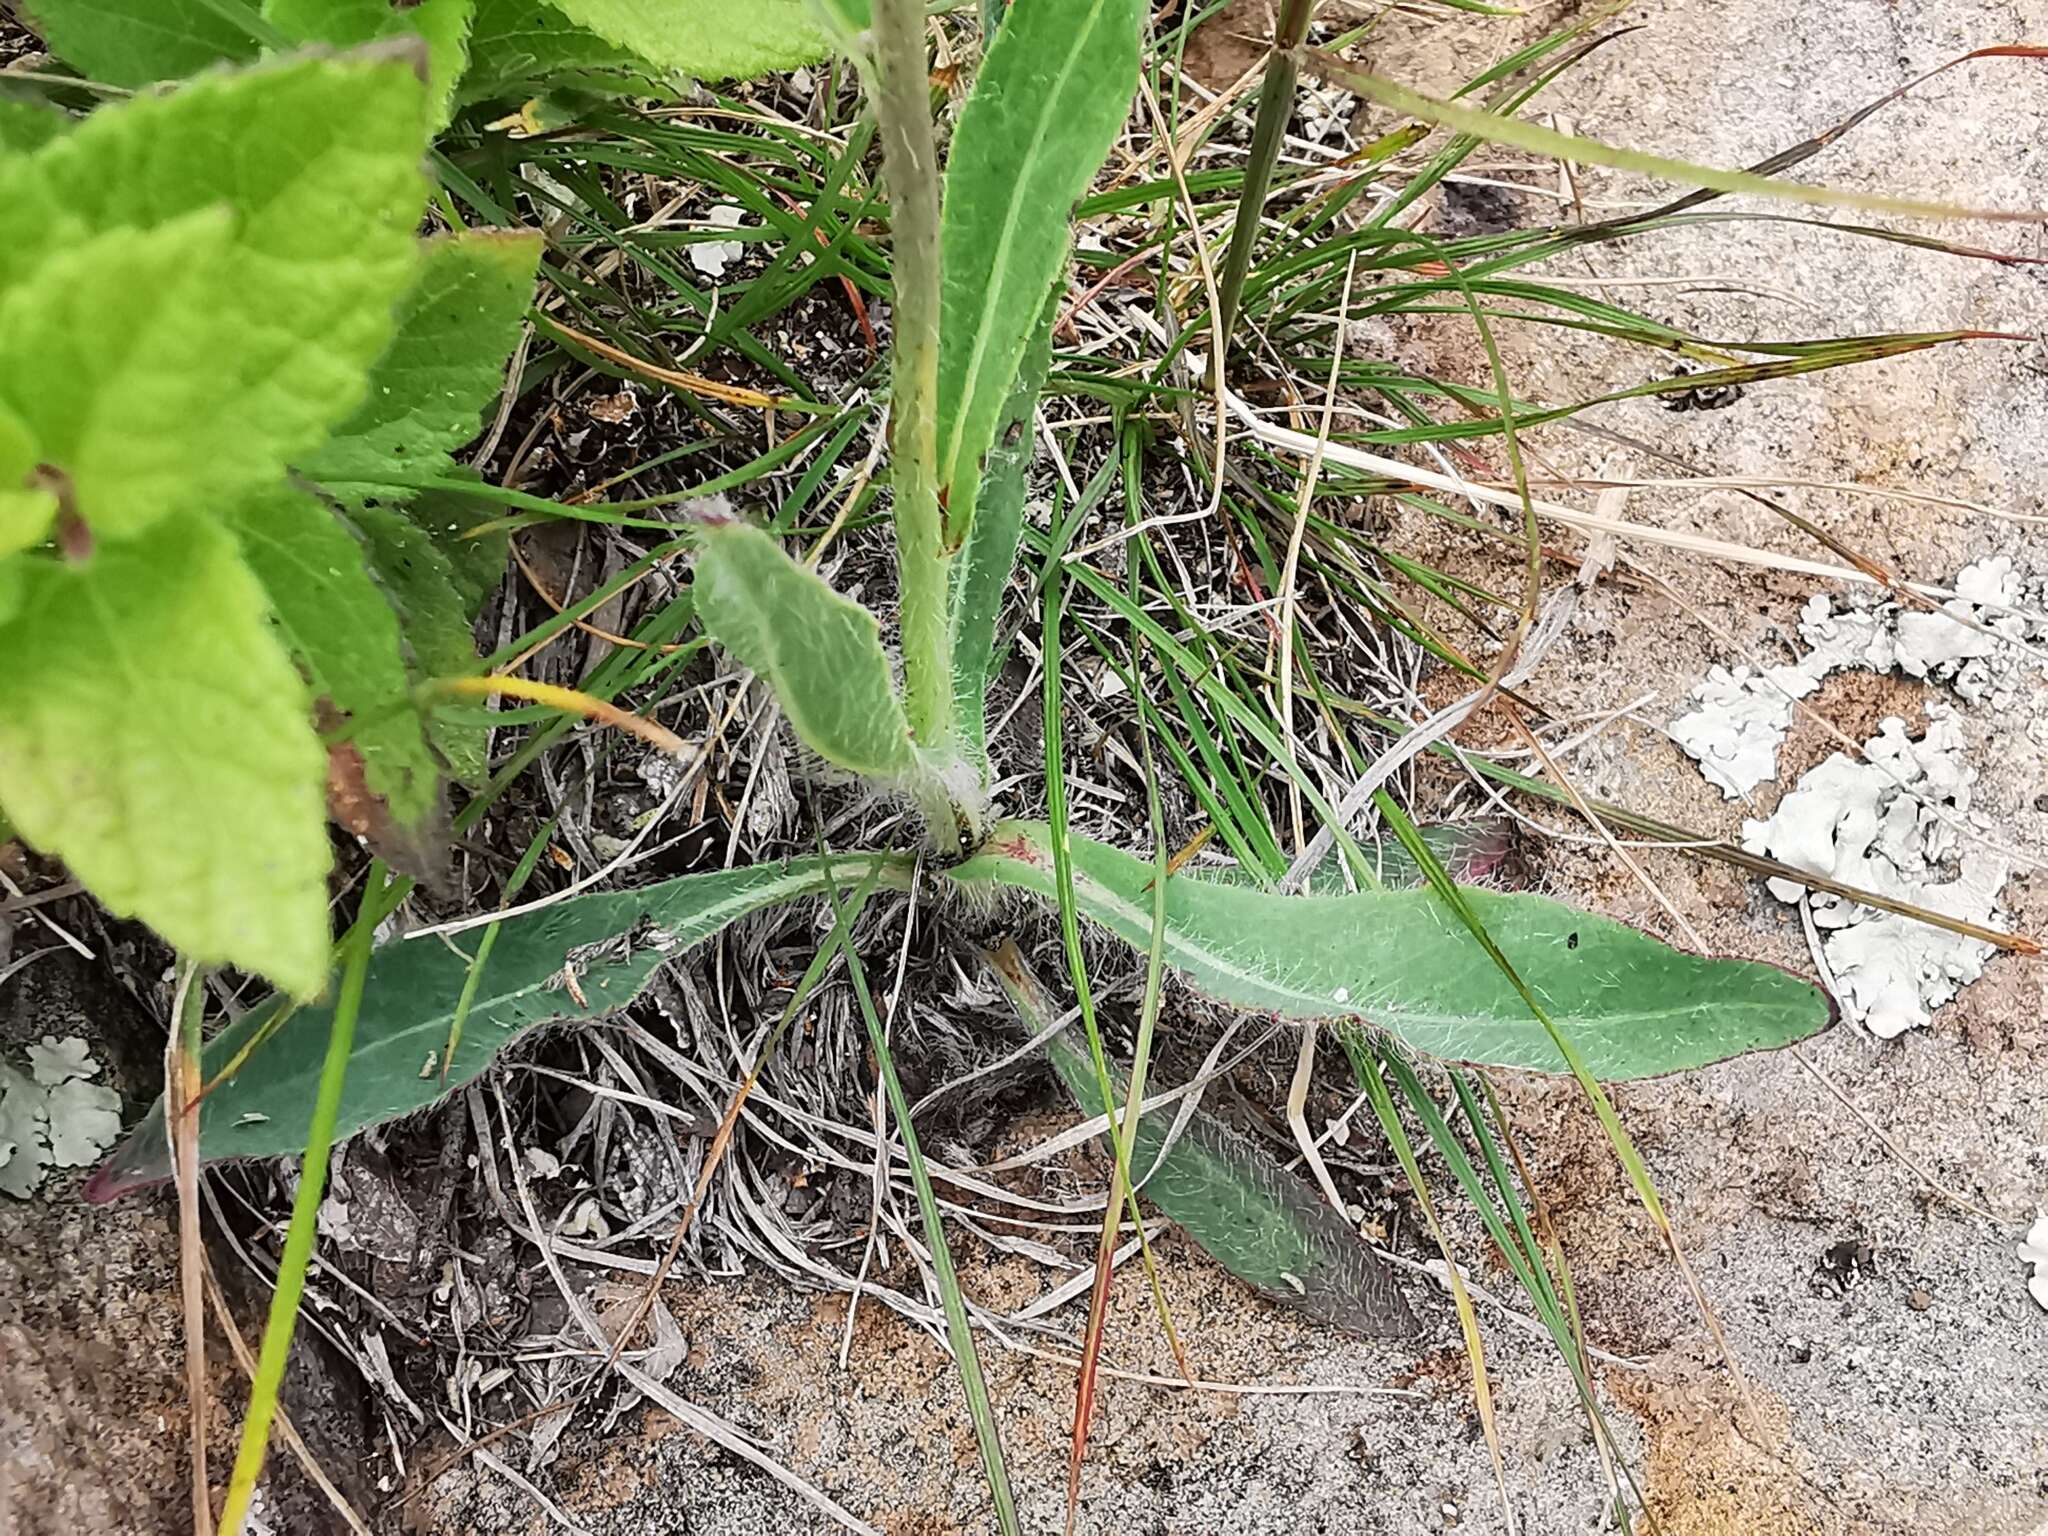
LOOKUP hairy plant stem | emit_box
[867,0,957,792]
[1215,0,1316,341]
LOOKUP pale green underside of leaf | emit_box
[692,516,918,779]
[20,0,257,86]
[0,52,431,544]
[97,853,915,1189]
[935,0,1142,527]
[955,822,1835,1079]
[220,483,442,831]
[543,0,828,78]
[0,515,332,998]
[992,954,1413,1336]
[302,229,541,487]
[265,0,476,130]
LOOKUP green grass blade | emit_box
[216,863,405,1535]
[1312,51,2045,222]
[822,880,1021,1535]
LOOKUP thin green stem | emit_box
[867,0,956,763]
[218,865,407,1536]
[1215,0,1316,340]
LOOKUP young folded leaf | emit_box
[691,508,921,781]
[954,821,1836,1079]
[936,0,1143,541]
[90,852,914,1194]
[0,515,332,1000]
[989,941,1415,1337]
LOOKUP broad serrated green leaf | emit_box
[0,52,432,543]
[950,287,1054,780]
[935,0,1142,536]
[0,515,332,997]
[220,484,442,832]
[301,230,541,488]
[92,851,915,1191]
[461,0,664,101]
[266,0,476,129]
[543,0,828,78]
[692,512,918,779]
[343,497,489,783]
[18,0,257,86]
[955,821,1836,1079]
[992,953,1413,1336]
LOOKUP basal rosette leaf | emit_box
[956,821,1835,1079]
[92,852,913,1192]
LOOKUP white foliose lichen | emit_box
[0,1035,123,1198]
[1669,556,2035,798]
[1741,711,2009,1038]
[1671,556,2041,1038]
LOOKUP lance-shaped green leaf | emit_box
[220,483,442,834]
[301,229,541,489]
[19,0,258,86]
[266,0,477,130]
[691,508,918,780]
[988,942,1414,1336]
[0,50,431,544]
[542,0,829,79]
[935,0,1142,539]
[950,288,1055,780]
[0,515,332,999]
[954,821,1835,1079]
[89,852,915,1194]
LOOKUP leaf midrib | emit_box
[937,0,1111,492]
